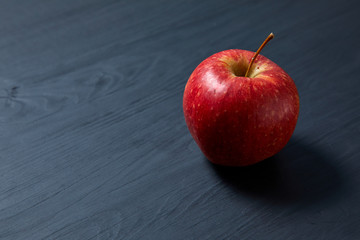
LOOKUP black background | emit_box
[0,0,359,239]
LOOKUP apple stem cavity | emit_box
[244,32,274,78]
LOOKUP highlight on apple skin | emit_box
[183,48,299,166]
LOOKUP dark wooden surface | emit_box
[0,0,359,239]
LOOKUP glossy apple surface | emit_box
[183,49,299,166]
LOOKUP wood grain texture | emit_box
[0,0,359,239]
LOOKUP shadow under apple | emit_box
[209,137,346,207]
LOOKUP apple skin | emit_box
[183,49,299,166]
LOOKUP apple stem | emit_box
[244,33,274,78]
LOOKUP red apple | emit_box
[183,33,299,166]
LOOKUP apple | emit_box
[183,33,299,166]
